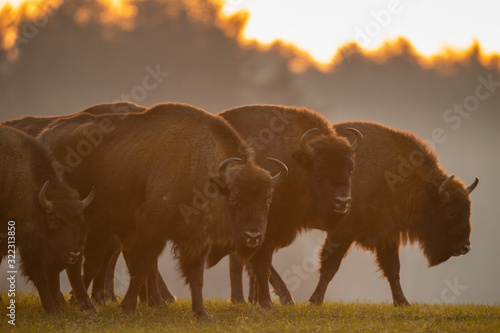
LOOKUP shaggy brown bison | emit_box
[2,102,146,136]
[38,103,287,319]
[239,121,479,306]
[205,105,362,307]
[3,101,148,310]
[0,125,95,314]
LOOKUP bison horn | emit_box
[438,175,454,202]
[81,187,96,209]
[300,128,318,156]
[346,127,363,154]
[39,180,54,212]
[266,157,288,188]
[218,157,243,180]
[466,177,479,194]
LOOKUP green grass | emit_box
[1,292,499,332]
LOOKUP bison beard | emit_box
[2,102,144,313]
[80,104,362,308]
[39,103,287,319]
[0,125,95,314]
[250,121,478,307]
[205,105,361,307]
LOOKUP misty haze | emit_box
[0,0,499,308]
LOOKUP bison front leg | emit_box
[119,227,165,316]
[179,245,213,320]
[20,251,59,314]
[245,266,259,304]
[248,241,274,308]
[375,241,410,306]
[66,258,97,313]
[83,229,118,305]
[229,254,246,303]
[48,270,67,309]
[89,238,120,305]
[309,236,352,305]
[33,272,60,315]
[269,265,295,305]
[145,260,166,308]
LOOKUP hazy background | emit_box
[0,0,499,305]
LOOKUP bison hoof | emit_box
[394,299,411,307]
[119,307,137,316]
[308,294,324,305]
[91,296,107,306]
[44,305,62,316]
[79,301,98,314]
[279,297,295,306]
[230,296,246,304]
[164,295,176,304]
[147,297,167,308]
[91,292,108,305]
[193,307,215,321]
[259,300,273,309]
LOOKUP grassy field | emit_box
[1,292,499,332]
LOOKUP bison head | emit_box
[38,180,95,269]
[420,176,479,266]
[292,128,362,230]
[214,157,287,260]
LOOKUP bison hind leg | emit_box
[375,241,411,307]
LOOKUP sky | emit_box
[1,0,499,64]
[221,0,500,63]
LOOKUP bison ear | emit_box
[209,176,229,195]
[292,150,312,168]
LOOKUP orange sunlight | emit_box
[1,0,499,72]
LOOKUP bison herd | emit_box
[0,102,478,320]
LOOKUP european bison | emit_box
[0,125,95,314]
[206,105,362,307]
[2,101,148,310]
[2,102,146,136]
[243,121,479,306]
[38,103,287,319]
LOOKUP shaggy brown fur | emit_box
[0,125,94,314]
[39,103,286,319]
[206,105,359,307]
[3,102,145,136]
[262,121,478,306]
